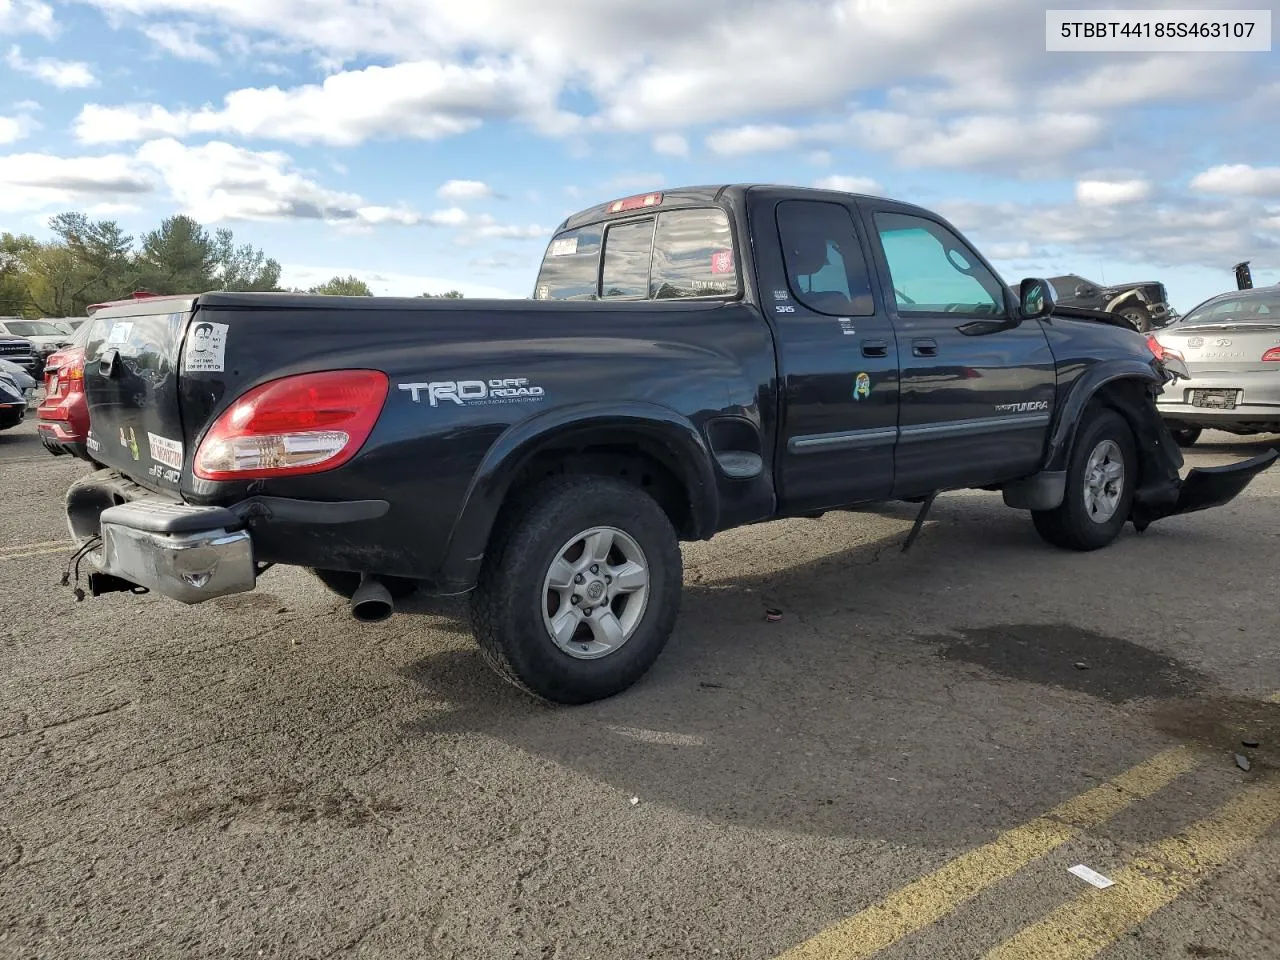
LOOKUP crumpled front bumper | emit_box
[90,498,256,603]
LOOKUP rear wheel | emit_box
[309,568,420,600]
[470,475,682,705]
[1033,408,1137,551]
[1169,426,1202,447]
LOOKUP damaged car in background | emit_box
[1151,283,1280,446]
[1049,274,1175,332]
[60,184,1277,705]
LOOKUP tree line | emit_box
[0,212,462,318]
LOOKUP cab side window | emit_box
[874,212,1007,317]
[776,200,875,316]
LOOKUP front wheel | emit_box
[470,475,682,704]
[1032,408,1137,551]
[1119,305,1151,332]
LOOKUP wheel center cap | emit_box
[586,580,606,601]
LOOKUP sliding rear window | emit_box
[533,207,739,301]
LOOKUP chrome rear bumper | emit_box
[90,498,255,603]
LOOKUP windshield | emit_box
[1178,292,1280,326]
[7,320,65,337]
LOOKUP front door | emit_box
[859,205,1057,498]
[750,192,901,514]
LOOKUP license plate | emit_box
[1191,388,1239,409]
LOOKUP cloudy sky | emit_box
[0,0,1277,307]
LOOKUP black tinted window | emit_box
[776,200,874,316]
[650,209,739,299]
[601,219,655,299]
[1182,294,1280,324]
[534,225,603,300]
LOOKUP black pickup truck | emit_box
[65,184,1276,704]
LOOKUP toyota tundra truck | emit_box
[63,184,1276,704]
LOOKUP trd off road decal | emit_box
[399,377,547,408]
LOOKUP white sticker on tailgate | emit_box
[183,321,229,372]
[147,432,183,470]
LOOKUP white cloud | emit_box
[426,206,469,226]
[0,113,33,144]
[0,0,55,38]
[808,150,832,167]
[937,193,1280,275]
[1075,178,1152,207]
[133,137,427,225]
[852,110,1103,170]
[651,132,688,157]
[437,178,493,201]
[706,124,802,156]
[5,44,96,88]
[813,174,882,195]
[1190,164,1280,198]
[143,22,218,63]
[74,57,578,146]
[1040,55,1233,111]
[0,150,154,212]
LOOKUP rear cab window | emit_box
[534,207,740,302]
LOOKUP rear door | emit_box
[858,203,1056,497]
[82,297,195,493]
[749,190,901,513]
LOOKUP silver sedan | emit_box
[1153,286,1280,445]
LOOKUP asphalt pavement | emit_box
[2,416,1278,960]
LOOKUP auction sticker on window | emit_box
[147,432,183,470]
[183,321,229,372]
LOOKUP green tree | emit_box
[307,275,373,296]
[46,212,137,309]
[212,228,282,292]
[419,289,464,298]
[135,215,219,294]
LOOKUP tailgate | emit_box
[83,297,196,493]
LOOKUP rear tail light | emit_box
[193,370,388,480]
[1146,335,1183,363]
[607,192,662,213]
[1263,348,1280,362]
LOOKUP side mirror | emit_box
[1019,278,1055,320]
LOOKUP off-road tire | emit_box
[309,568,421,600]
[1118,304,1151,333]
[470,475,682,705]
[1032,408,1137,551]
[1169,426,1202,447]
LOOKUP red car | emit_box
[37,290,159,461]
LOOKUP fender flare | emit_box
[1105,289,1144,314]
[437,401,720,590]
[1043,360,1165,473]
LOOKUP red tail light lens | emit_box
[607,192,662,213]
[1146,335,1183,363]
[194,370,388,480]
[1263,347,1280,362]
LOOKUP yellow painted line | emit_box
[774,746,1199,960]
[0,544,73,561]
[981,778,1280,960]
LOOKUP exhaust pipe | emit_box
[350,574,394,623]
